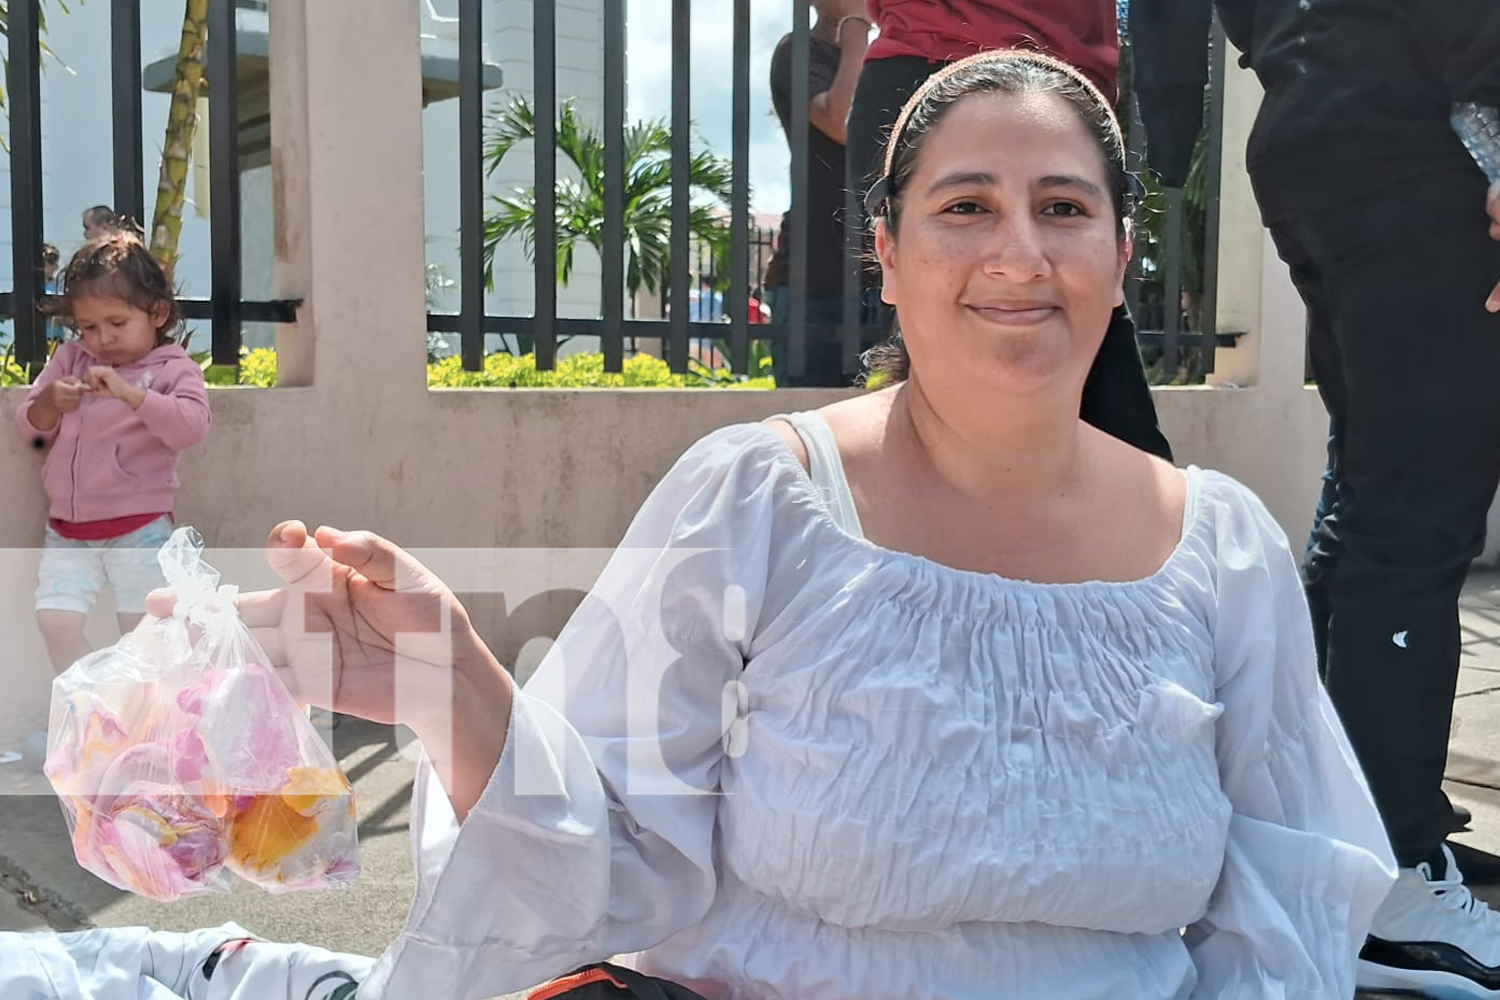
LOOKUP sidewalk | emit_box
[0,716,423,950]
[1441,568,1500,891]
[1442,570,1500,889]
[6,575,1500,999]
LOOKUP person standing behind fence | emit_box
[42,243,66,345]
[845,0,1172,459]
[16,229,210,675]
[1131,1,1500,996]
[82,204,118,241]
[762,0,873,387]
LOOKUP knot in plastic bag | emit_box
[159,526,240,634]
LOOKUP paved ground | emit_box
[8,575,1500,998]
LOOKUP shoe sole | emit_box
[1358,959,1500,999]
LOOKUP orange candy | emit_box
[227,767,353,879]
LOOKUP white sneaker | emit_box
[1358,843,1500,997]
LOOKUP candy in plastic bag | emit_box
[44,527,361,901]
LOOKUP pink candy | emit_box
[47,656,360,902]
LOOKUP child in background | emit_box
[16,229,211,674]
[42,242,59,287]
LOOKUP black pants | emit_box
[1265,159,1500,868]
[846,55,1172,461]
[847,56,931,212]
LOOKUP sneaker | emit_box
[1357,843,1500,997]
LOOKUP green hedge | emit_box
[6,346,779,389]
[428,352,776,388]
[217,348,776,389]
[1,356,26,386]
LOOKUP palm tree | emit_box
[0,0,79,147]
[482,95,736,308]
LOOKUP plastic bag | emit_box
[44,527,360,902]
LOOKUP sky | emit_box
[626,0,803,218]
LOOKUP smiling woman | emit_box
[862,52,1132,389]
[170,49,1395,1000]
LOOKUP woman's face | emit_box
[876,90,1128,401]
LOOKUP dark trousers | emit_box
[847,56,931,209]
[1266,159,1500,868]
[845,55,1172,461]
[1304,420,1340,666]
[763,286,884,388]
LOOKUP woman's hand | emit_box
[147,521,507,743]
[149,521,514,819]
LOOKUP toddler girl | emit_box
[16,228,210,673]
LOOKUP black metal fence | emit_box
[3,1,1235,383]
[4,0,295,371]
[1121,17,1238,380]
[427,0,1239,383]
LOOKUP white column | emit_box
[1255,232,1310,396]
[268,0,429,399]
[1204,42,1267,389]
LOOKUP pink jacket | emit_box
[16,341,211,523]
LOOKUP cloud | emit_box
[627,0,800,217]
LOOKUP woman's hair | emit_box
[861,50,1137,385]
[49,224,183,345]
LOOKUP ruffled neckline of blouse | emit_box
[737,420,1207,596]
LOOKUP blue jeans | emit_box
[763,287,880,388]
[1305,421,1340,562]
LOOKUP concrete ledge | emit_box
[0,382,1331,553]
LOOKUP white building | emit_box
[1,0,604,351]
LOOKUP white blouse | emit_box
[363,420,1395,1000]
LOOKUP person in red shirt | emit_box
[847,0,1171,461]
[849,1,1121,225]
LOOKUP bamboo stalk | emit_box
[148,0,209,277]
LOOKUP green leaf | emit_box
[0,0,84,130]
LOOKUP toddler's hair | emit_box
[48,224,183,344]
